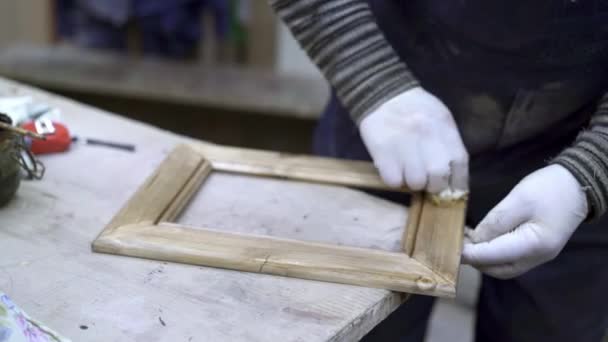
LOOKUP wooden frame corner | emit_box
[93,144,466,298]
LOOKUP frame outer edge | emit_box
[92,143,465,297]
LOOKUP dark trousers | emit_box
[313,94,608,342]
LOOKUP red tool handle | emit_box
[22,121,71,155]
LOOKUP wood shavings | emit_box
[430,189,469,206]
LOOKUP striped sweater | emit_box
[271,0,608,219]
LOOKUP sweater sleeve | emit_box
[269,0,419,122]
[553,92,608,220]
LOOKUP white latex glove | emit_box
[462,164,588,279]
[359,87,469,194]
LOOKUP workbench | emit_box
[0,77,410,341]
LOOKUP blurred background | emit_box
[0,0,327,153]
[0,1,480,341]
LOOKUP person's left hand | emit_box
[462,164,588,279]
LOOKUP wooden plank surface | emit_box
[403,194,423,255]
[93,144,449,295]
[0,78,411,341]
[0,44,328,120]
[413,197,467,284]
[193,143,409,192]
[95,223,453,297]
[100,145,206,236]
[158,158,213,223]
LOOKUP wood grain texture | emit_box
[96,144,205,238]
[412,196,467,284]
[402,194,423,255]
[94,223,455,297]
[93,142,462,298]
[192,142,409,192]
[158,158,212,222]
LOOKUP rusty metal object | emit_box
[0,130,21,206]
[0,112,46,206]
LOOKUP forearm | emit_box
[553,93,608,219]
[270,0,419,122]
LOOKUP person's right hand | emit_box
[359,87,469,194]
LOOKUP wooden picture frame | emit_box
[92,143,466,298]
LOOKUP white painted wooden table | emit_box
[0,78,409,342]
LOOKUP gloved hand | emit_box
[359,87,469,194]
[462,164,588,279]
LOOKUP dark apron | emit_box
[314,0,608,225]
[312,1,608,341]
